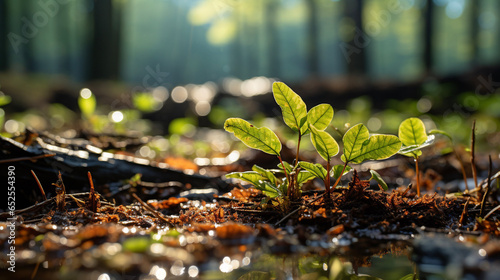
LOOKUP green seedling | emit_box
[225,82,334,205]
[398,117,435,196]
[225,82,402,207]
[306,125,339,197]
[329,123,400,191]
[301,122,400,196]
[303,124,397,192]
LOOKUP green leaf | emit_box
[429,129,452,141]
[252,165,279,186]
[298,161,327,180]
[272,82,308,134]
[225,171,281,198]
[330,164,352,179]
[260,182,281,198]
[342,124,370,163]
[224,118,282,156]
[369,170,388,191]
[225,171,264,186]
[310,125,339,162]
[304,104,334,134]
[277,161,293,174]
[398,117,427,147]
[341,124,401,164]
[354,135,402,164]
[296,171,316,186]
[398,134,435,156]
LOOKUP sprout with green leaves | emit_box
[224,82,402,208]
[302,125,339,198]
[398,117,435,196]
[335,123,401,190]
[303,123,400,194]
[225,82,335,203]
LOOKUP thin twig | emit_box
[480,155,493,217]
[131,193,174,226]
[30,170,47,200]
[471,120,479,191]
[0,153,55,164]
[30,257,42,280]
[478,170,500,189]
[68,194,86,208]
[402,183,412,196]
[453,147,469,192]
[275,207,301,227]
[9,198,56,216]
[459,197,470,226]
[484,204,500,220]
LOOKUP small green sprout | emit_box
[330,123,401,190]
[78,89,97,119]
[225,82,336,207]
[398,117,435,196]
[369,169,388,191]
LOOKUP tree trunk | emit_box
[469,0,479,66]
[305,0,318,76]
[0,0,7,71]
[89,0,122,80]
[21,2,36,72]
[265,0,280,77]
[423,0,434,74]
[344,0,366,76]
[59,2,71,75]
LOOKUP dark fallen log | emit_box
[0,135,230,209]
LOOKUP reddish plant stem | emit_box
[325,160,331,199]
[415,157,420,197]
[292,134,302,200]
[0,153,55,164]
[331,162,348,190]
[132,193,173,226]
[278,156,291,197]
[295,134,302,166]
[87,171,98,212]
[30,170,47,201]
[459,197,470,226]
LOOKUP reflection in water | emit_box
[9,218,500,280]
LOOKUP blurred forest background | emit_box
[0,0,499,156]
